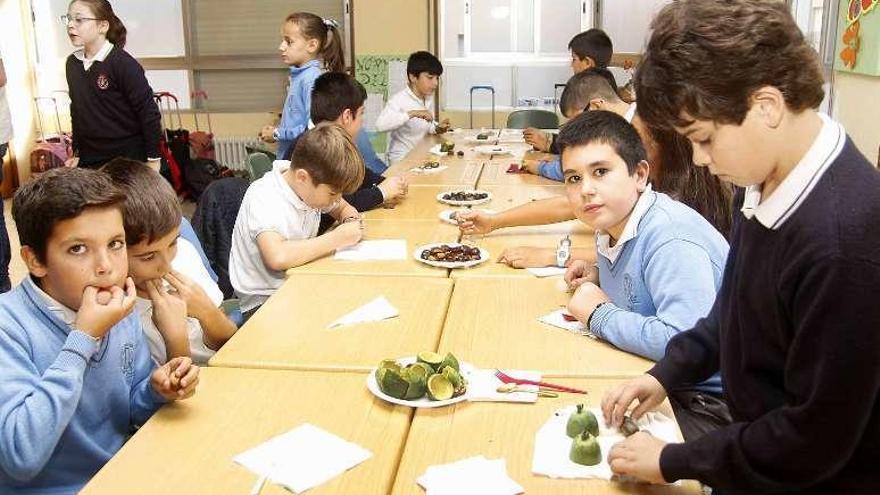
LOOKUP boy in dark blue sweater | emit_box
[602,1,880,493]
[0,168,199,494]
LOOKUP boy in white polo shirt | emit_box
[375,51,448,162]
[230,124,365,320]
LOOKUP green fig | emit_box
[620,416,640,437]
[566,404,599,438]
[376,367,409,399]
[569,431,602,466]
[440,352,460,373]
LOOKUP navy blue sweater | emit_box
[650,138,880,494]
[65,47,161,165]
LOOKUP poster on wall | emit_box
[836,0,880,76]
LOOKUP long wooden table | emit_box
[210,274,453,371]
[85,132,703,494]
[81,368,412,495]
[437,277,653,377]
[391,377,701,495]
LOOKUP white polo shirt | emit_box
[230,160,323,312]
[375,86,436,162]
[135,237,223,365]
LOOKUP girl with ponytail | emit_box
[63,0,162,169]
[259,12,346,159]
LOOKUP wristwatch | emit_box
[556,235,571,268]
[272,127,280,141]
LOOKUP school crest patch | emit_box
[96,73,110,90]
[120,342,135,383]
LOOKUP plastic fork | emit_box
[494,369,587,394]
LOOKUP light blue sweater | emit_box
[355,129,388,174]
[276,59,323,159]
[0,278,165,494]
[537,157,563,182]
[588,191,728,393]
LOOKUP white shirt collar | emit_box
[623,103,637,124]
[74,40,114,71]
[596,184,655,264]
[741,113,845,230]
[26,276,79,327]
[405,86,430,108]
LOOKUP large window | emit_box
[789,0,839,113]
[32,0,351,111]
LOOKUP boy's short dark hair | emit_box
[101,158,182,246]
[406,50,443,77]
[291,123,365,194]
[311,72,368,124]
[634,0,825,130]
[12,167,125,262]
[560,68,620,117]
[568,29,613,68]
[557,110,646,175]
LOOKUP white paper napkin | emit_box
[334,239,407,261]
[234,423,372,493]
[429,144,448,156]
[532,406,679,481]
[526,266,567,278]
[417,456,524,495]
[465,369,541,403]
[328,296,399,329]
[538,309,597,339]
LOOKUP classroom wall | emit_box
[833,71,880,166]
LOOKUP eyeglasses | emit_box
[60,14,101,26]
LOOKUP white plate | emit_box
[474,144,513,155]
[366,357,474,408]
[413,242,490,269]
[466,136,496,145]
[436,190,492,206]
[438,208,497,225]
[410,163,449,174]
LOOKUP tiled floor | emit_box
[4,198,196,286]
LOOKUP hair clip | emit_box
[323,18,339,29]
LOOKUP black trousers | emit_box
[668,389,732,441]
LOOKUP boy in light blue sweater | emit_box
[560,111,729,440]
[0,168,200,494]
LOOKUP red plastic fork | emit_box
[494,370,588,394]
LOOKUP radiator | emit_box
[214,136,263,171]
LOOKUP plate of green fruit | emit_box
[367,351,471,408]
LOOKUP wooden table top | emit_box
[362,185,456,221]
[437,277,654,377]
[391,377,701,495]
[81,368,413,495]
[287,220,460,277]
[479,184,568,212]
[210,274,453,371]
[385,159,483,187]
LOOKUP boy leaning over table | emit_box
[600,1,880,493]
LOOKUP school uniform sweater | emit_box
[651,117,880,494]
[276,60,323,159]
[65,45,161,165]
[0,278,164,494]
[589,188,728,394]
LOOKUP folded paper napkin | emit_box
[526,266,567,278]
[335,239,407,261]
[234,423,372,493]
[417,456,524,495]
[328,296,399,328]
[429,144,449,156]
[465,368,541,403]
[538,308,597,339]
[532,406,678,480]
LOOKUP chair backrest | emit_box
[506,109,559,130]
[246,152,273,182]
